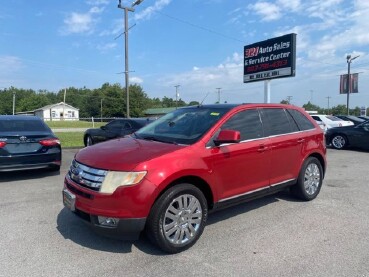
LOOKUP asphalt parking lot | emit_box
[0,148,369,277]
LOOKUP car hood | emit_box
[75,136,185,171]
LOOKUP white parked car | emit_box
[310,114,354,129]
[315,120,328,133]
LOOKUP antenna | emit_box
[200,92,210,105]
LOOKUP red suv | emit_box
[63,104,326,253]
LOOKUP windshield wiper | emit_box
[141,136,178,145]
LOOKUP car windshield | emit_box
[135,106,230,145]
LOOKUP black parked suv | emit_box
[0,115,61,172]
[83,118,154,146]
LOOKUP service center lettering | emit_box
[244,40,291,67]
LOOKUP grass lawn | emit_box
[46,121,105,128]
[56,132,85,148]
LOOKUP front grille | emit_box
[68,159,108,191]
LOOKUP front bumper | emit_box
[72,206,146,240]
[62,175,157,240]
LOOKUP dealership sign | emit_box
[244,33,296,83]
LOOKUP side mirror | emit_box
[100,125,107,130]
[214,129,241,146]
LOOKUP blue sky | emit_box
[1,0,369,109]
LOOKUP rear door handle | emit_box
[297,138,305,143]
[258,144,269,152]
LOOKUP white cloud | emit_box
[61,4,106,35]
[62,12,94,34]
[159,53,243,93]
[277,0,301,12]
[248,2,282,21]
[86,0,110,5]
[130,76,143,84]
[97,43,117,52]
[89,6,105,14]
[134,0,171,21]
[0,56,24,73]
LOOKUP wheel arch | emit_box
[153,175,215,211]
[307,152,326,178]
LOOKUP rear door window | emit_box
[261,108,295,136]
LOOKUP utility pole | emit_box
[117,0,144,118]
[63,88,66,120]
[174,85,180,109]
[12,91,16,115]
[346,54,359,115]
[286,95,293,104]
[216,88,221,103]
[326,96,331,114]
[101,98,103,122]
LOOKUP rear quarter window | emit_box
[288,109,315,131]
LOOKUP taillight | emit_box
[39,138,60,146]
[0,141,6,148]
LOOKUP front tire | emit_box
[146,184,208,253]
[85,135,93,146]
[331,134,347,149]
[291,157,323,201]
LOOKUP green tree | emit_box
[302,101,323,113]
[188,101,200,106]
[330,105,347,115]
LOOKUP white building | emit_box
[34,102,79,121]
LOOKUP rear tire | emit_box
[331,134,347,149]
[146,184,208,253]
[291,157,323,201]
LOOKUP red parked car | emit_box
[63,104,327,253]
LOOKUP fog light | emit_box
[98,216,119,227]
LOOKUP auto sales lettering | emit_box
[243,34,296,83]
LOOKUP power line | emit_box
[155,11,245,43]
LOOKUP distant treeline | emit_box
[0,83,199,118]
[0,84,367,117]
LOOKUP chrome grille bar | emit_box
[68,159,107,191]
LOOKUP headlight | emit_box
[100,171,147,194]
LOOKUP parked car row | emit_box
[2,107,368,254]
[310,114,354,129]
[325,120,369,150]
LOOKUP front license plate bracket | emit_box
[63,189,76,211]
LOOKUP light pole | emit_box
[216,88,221,103]
[346,54,359,115]
[174,85,180,109]
[326,96,331,114]
[117,0,144,118]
